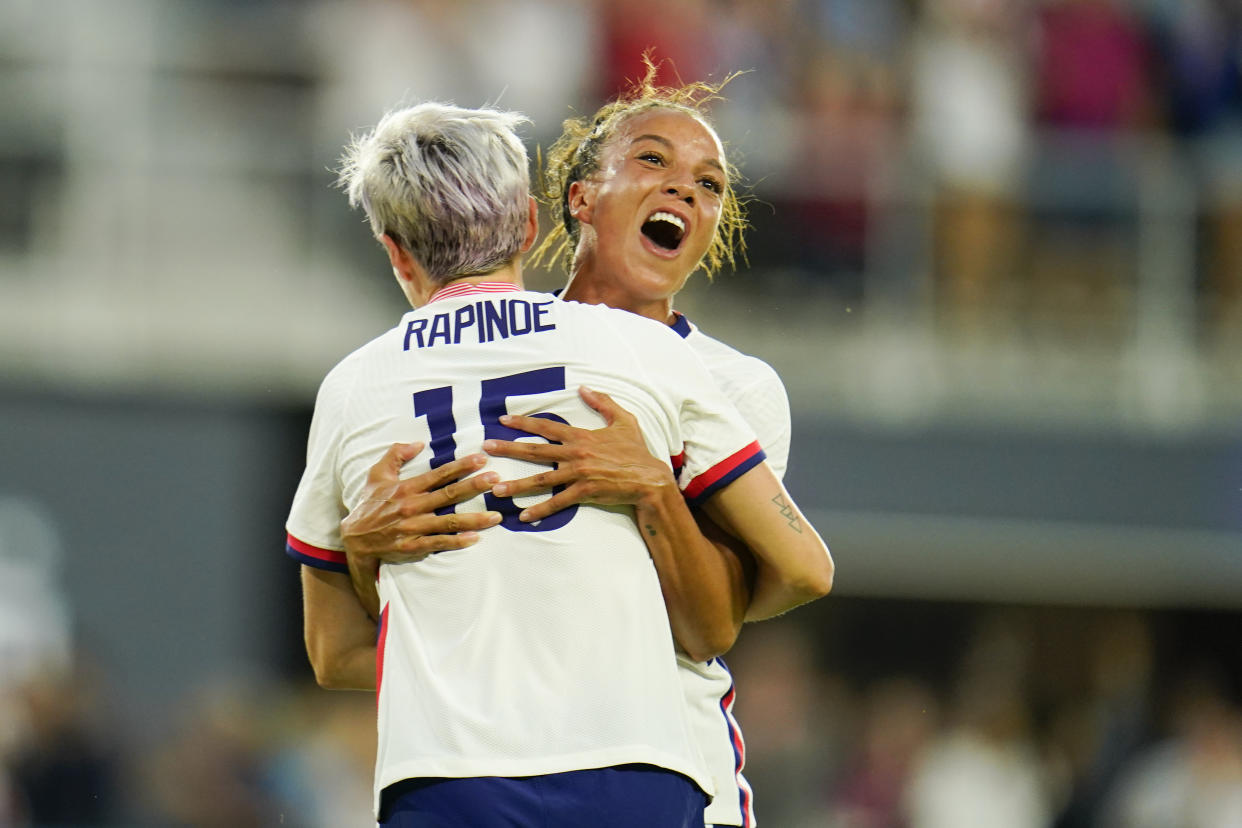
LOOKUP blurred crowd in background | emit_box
[307,0,1242,342]
[5,576,1242,827]
[1,0,1241,825]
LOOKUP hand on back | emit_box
[484,386,676,523]
[341,442,503,566]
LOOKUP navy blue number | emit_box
[480,367,578,532]
[411,368,578,532]
[412,385,457,516]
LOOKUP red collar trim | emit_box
[427,281,522,305]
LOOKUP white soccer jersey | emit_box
[285,283,767,817]
[674,312,792,828]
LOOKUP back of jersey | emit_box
[288,284,763,809]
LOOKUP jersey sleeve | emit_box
[732,364,791,480]
[284,367,351,573]
[660,342,767,508]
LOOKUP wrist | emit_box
[633,470,682,518]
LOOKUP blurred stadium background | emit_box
[1,0,1240,825]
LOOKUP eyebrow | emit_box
[631,134,726,174]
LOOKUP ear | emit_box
[381,234,415,282]
[567,179,595,226]
[381,234,435,307]
[520,195,539,253]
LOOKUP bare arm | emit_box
[301,566,377,690]
[484,387,749,660]
[700,462,833,621]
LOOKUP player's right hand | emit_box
[340,442,503,564]
[484,386,676,523]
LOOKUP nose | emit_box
[665,182,694,205]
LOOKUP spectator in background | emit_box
[906,0,1032,331]
[144,682,284,828]
[775,47,900,297]
[1146,0,1242,343]
[0,497,121,825]
[1100,670,1242,828]
[307,0,594,149]
[305,0,595,279]
[7,661,121,827]
[1027,0,1153,330]
[596,0,715,99]
[705,0,801,189]
[828,676,940,828]
[756,0,906,299]
[268,687,376,828]
[1047,612,1156,828]
[903,613,1053,828]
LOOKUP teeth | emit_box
[647,211,685,232]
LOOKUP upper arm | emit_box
[301,566,379,690]
[700,461,833,608]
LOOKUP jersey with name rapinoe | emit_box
[674,312,792,828]
[284,283,765,817]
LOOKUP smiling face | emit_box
[565,108,728,319]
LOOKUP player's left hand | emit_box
[483,386,676,523]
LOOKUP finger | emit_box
[495,413,574,442]
[428,472,502,509]
[382,530,488,563]
[578,386,625,427]
[396,453,489,496]
[417,510,503,536]
[367,442,425,484]
[371,512,501,559]
[517,489,583,523]
[491,468,571,499]
[482,438,570,464]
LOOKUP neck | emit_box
[561,264,676,326]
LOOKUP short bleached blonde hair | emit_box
[338,102,531,284]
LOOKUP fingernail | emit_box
[518,509,531,522]
[482,440,496,451]
[492,483,508,496]
[459,531,479,542]
[486,512,502,525]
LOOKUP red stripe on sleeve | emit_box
[286,533,347,567]
[682,441,762,501]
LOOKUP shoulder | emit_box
[314,322,403,401]
[683,320,787,396]
[560,299,690,346]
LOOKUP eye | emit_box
[637,151,665,165]
[698,177,723,194]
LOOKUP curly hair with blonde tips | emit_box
[530,58,749,279]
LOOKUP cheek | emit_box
[696,207,724,247]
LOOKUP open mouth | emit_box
[641,211,686,251]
